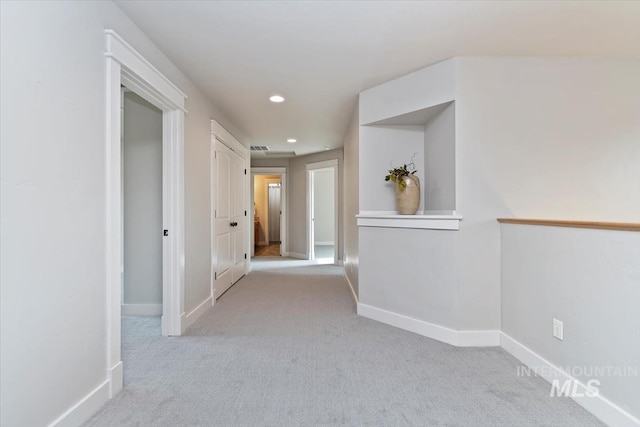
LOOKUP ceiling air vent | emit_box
[250,145,270,151]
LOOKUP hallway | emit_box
[85,260,601,426]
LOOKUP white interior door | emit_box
[214,140,246,299]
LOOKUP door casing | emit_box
[105,30,186,398]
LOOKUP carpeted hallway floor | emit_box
[85,259,602,426]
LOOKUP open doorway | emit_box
[307,160,338,265]
[251,168,287,259]
[121,90,163,338]
[253,175,282,256]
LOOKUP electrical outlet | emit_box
[553,318,564,341]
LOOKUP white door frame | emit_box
[250,167,287,257]
[105,30,186,397]
[306,159,339,264]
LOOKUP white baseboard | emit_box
[121,303,162,316]
[184,295,213,330]
[343,271,358,304]
[357,303,500,347]
[107,361,123,397]
[314,241,334,246]
[178,312,187,334]
[501,333,640,427]
[288,251,307,260]
[48,379,110,427]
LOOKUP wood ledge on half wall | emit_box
[497,218,640,232]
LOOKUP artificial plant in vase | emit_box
[385,162,420,215]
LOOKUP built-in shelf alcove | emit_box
[360,100,456,222]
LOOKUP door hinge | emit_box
[244,169,247,175]
[163,229,169,236]
[214,272,217,280]
[244,253,247,259]
[244,210,247,216]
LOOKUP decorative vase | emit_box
[396,175,420,215]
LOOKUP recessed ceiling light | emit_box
[287,139,297,143]
[269,95,285,103]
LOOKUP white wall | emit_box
[122,91,163,312]
[356,57,639,338]
[359,125,425,213]
[359,227,458,328]
[455,57,640,222]
[454,57,640,330]
[501,224,640,421]
[0,1,245,425]
[312,169,335,244]
[424,102,455,211]
[343,105,360,297]
[359,59,456,126]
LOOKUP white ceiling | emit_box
[115,1,639,157]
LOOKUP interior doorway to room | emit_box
[106,29,186,398]
[121,89,163,336]
[253,174,282,257]
[250,168,287,259]
[307,165,337,264]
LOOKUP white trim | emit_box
[307,169,314,260]
[183,295,213,330]
[314,241,335,246]
[211,119,249,158]
[252,167,286,174]
[343,272,358,304]
[48,380,110,427]
[163,109,186,337]
[105,30,186,399]
[501,333,640,427]
[107,361,123,397]
[306,158,339,170]
[105,45,122,398]
[121,304,163,316]
[288,252,308,260]
[359,210,458,216]
[357,303,500,347]
[356,212,462,230]
[105,30,186,111]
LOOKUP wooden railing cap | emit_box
[497,218,640,232]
